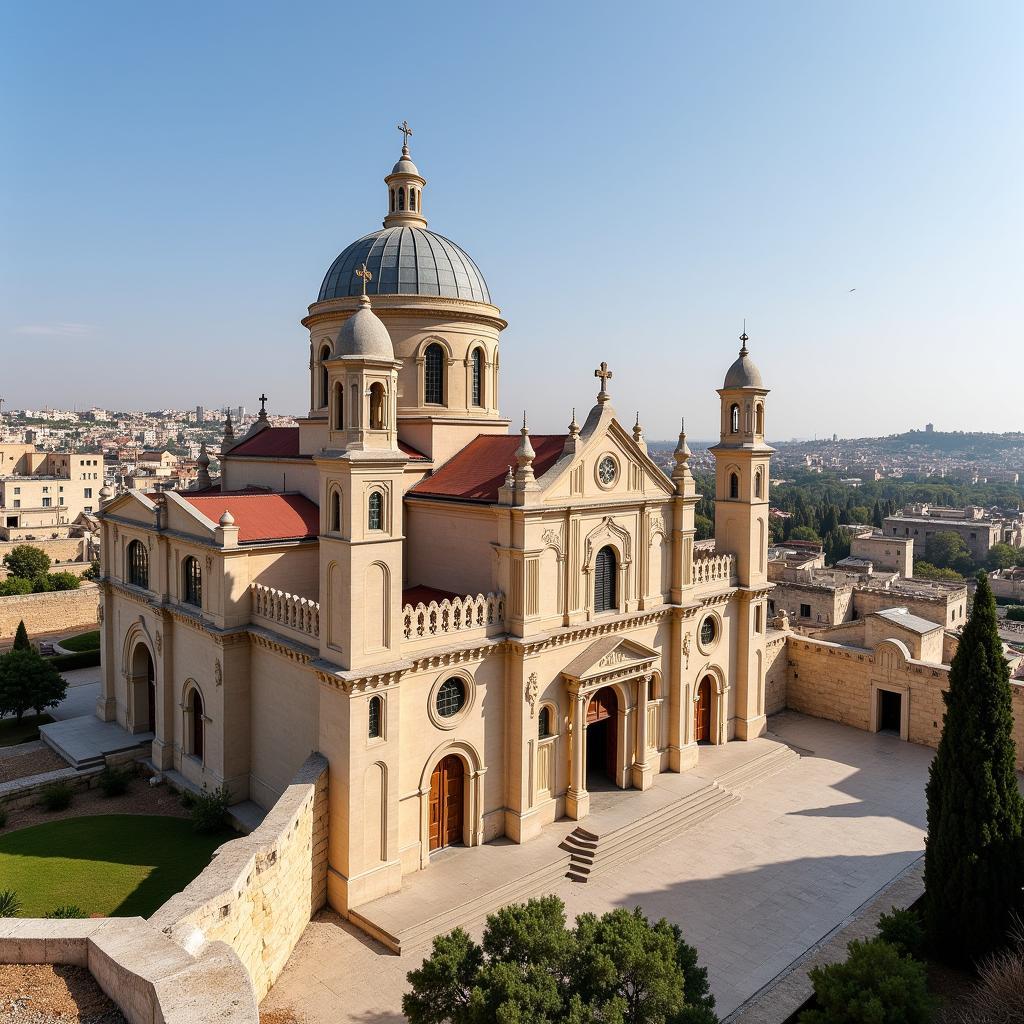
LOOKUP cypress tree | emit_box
[924,572,1024,963]
[12,620,31,652]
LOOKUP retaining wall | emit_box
[150,753,329,1000]
[0,583,99,638]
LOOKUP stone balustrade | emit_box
[692,551,737,585]
[402,591,505,643]
[251,582,319,641]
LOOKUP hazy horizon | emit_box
[4,1,1021,439]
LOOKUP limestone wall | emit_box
[0,583,99,639]
[0,536,86,567]
[150,753,329,1001]
[763,631,789,715]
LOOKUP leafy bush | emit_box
[46,650,101,671]
[97,765,132,798]
[2,544,50,580]
[876,907,925,960]
[190,784,232,833]
[40,781,74,812]
[47,571,82,591]
[800,938,935,1024]
[12,621,31,652]
[179,788,197,809]
[0,889,22,916]
[45,905,87,919]
[1005,606,1024,622]
[0,576,33,596]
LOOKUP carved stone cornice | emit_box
[508,608,669,658]
[699,590,736,609]
[249,630,315,664]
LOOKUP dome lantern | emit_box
[383,120,427,230]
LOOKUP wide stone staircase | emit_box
[349,742,801,953]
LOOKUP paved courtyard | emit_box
[262,713,933,1023]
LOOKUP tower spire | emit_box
[383,121,427,229]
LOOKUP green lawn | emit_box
[0,713,54,747]
[58,630,100,653]
[0,814,233,917]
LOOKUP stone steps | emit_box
[38,729,105,771]
[713,744,802,793]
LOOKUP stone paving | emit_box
[262,713,934,1024]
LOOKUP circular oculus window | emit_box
[698,616,718,650]
[436,678,466,718]
[597,455,618,487]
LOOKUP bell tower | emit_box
[710,329,773,741]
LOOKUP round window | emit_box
[436,678,466,718]
[598,456,617,486]
[699,617,717,648]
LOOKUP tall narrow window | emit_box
[368,695,383,739]
[594,545,617,613]
[369,382,386,429]
[755,404,764,435]
[538,706,551,738]
[334,381,344,430]
[471,348,483,407]
[127,540,149,589]
[730,473,740,499]
[319,345,331,408]
[398,188,406,211]
[389,188,395,212]
[368,491,383,531]
[191,688,205,761]
[409,188,416,211]
[330,491,341,532]
[424,344,444,405]
[730,404,740,433]
[754,470,762,499]
[182,556,202,607]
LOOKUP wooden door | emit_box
[695,677,712,743]
[428,755,464,852]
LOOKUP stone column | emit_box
[632,673,654,790]
[566,690,589,820]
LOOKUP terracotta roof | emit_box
[228,427,306,459]
[402,585,461,607]
[410,434,567,503]
[178,491,319,543]
[399,440,429,461]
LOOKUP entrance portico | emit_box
[562,635,660,820]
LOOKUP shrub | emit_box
[190,784,231,833]
[0,576,33,596]
[800,938,935,1024]
[0,889,22,916]
[1005,605,1024,622]
[40,781,74,811]
[45,905,87,919]
[47,571,81,591]
[2,544,50,580]
[179,787,197,809]
[876,907,925,960]
[46,650,101,671]
[97,765,132,798]
[12,621,31,652]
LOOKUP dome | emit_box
[723,338,763,389]
[318,227,491,304]
[337,294,395,360]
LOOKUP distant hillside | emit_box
[873,430,1024,455]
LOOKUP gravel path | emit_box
[0,964,126,1023]
[0,747,68,785]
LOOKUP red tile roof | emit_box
[402,585,461,607]
[410,434,567,503]
[179,492,320,543]
[228,427,306,459]
[228,426,429,462]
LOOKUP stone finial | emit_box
[219,509,235,527]
[672,417,693,493]
[568,408,580,441]
[514,412,539,499]
[221,409,235,455]
[194,442,212,490]
[504,465,515,489]
[633,411,646,451]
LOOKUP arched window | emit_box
[368,491,383,531]
[330,490,341,532]
[398,187,406,211]
[350,383,359,427]
[754,470,762,499]
[389,188,395,212]
[369,382,386,429]
[730,404,740,434]
[755,404,764,435]
[319,345,331,408]
[333,381,344,430]
[648,676,658,701]
[182,556,202,607]
[594,545,617,613]
[730,473,740,499]
[368,695,382,739]
[424,344,445,405]
[409,188,416,211]
[471,348,483,407]
[127,540,149,589]
[190,688,204,761]
[538,706,552,738]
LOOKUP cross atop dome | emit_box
[383,120,427,230]
[396,120,413,151]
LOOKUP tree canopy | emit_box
[2,544,51,580]
[0,648,67,721]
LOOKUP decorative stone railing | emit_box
[692,551,737,585]
[251,582,320,641]
[402,592,505,643]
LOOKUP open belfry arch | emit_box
[95,123,774,916]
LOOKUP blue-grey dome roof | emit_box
[318,227,491,304]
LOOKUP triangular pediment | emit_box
[562,635,659,685]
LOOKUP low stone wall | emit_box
[0,583,99,639]
[0,537,85,565]
[0,917,257,1023]
[150,753,329,1000]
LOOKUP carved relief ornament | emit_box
[525,672,539,717]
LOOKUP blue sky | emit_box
[3,1,1021,440]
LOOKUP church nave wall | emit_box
[405,501,498,595]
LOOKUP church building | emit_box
[96,128,774,913]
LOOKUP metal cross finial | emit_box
[739,319,749,351]
[259,393,268,413]
[594,361,613,397]
[356,262,373,296]
[397,120,413,149]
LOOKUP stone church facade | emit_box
[96,133,775,913]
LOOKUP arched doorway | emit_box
[131,644,156,733]
[428,754,464,852]
[695,676,712,743]
[586,686,618,787]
